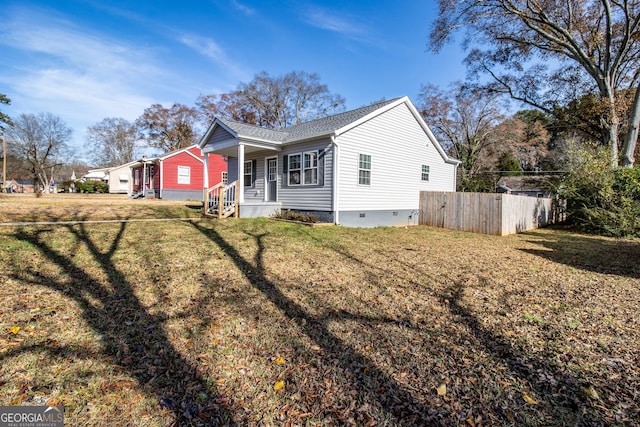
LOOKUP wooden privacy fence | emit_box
[419,192,563,236]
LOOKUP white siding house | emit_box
[199,96,460,227]
[107,161,139,194]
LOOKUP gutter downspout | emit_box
[159,160,164,199]
[142,162,147,198]
[331,135,340,225]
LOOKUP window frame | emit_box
[421,164,430,182]
[303,151,318,185]
[287,151,320,186]
[244,160,253,188]
[177,166,190,185]
[358,153,372,186]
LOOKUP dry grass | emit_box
[0,193,202,223]
[0,195,638,426]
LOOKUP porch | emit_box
[202,180,282,218]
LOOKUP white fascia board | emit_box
[239,138,282,152]
[403,98,462,165]
[333,96,409,137]
[198,119,238,149]
[158,144,198,160]
[183,149,204,164]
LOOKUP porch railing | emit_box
[204,180,239,218]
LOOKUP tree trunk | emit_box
[608,123,619,168]
[604,91,620,168]
[621,87,640,167]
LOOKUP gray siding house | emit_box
[199,96,460,227]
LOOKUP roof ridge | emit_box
[286,97,402,131]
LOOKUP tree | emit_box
[490,111,552,171]
[6,113,72,189]
[496,151,523,176]
[136,103,200,153]
[197,71,346,129]
[430,0,640,167]
[86,118,140,167]
[0,94,12,130]
[417,83,504,189]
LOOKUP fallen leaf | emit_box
[583,385,599,399]
[523,394,538,405]
[274,357,286,365]
[274,380,284,391]
[437,383,446,396]
[10,326,20,335]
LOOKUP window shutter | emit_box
[251,159,257,186]
[318,150,325,187]
[282,155,288,187]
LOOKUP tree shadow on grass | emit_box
[520,230,640,278]
[441,281,609,425]
[5,220,234,426]
[189,221,444,425]
[260,226,622,424]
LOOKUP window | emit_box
[222,171,228,185]
[244,160,253,187]
[304,151,318,184]
[359,154,371,185]
[134,169,139,185]
[177,166,190,184]
[288,154,302,185]
[268,159,277,182]
[287,151,319,185]
[421,165,430,181]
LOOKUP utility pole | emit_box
[2,131,6,193]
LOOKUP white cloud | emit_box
[231,0,256,16]
[0,6,171,151]
[302,7,367,37]
[178,34,249,81]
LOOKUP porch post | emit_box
[238,143,245,203]
[202,152,209,206]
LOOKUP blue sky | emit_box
[0,0,467,159]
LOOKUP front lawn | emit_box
[0,196,638,426]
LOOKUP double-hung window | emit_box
[304,151,318,185]
[288,151,319,186]
[359,154,371,186]
[177,166,190,184]
[421,165,430,181]
[288,154,302,185]
[244,161,253,187]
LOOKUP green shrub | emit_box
[561,147,640,237]
[95,181,108,193]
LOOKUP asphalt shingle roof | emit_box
[217,98,401,144]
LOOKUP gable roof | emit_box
[199,96,460,165]
[157,144,202,162]
[201,98,400,146]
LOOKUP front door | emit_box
[267,157,277,202]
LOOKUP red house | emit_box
[131,145,227,200]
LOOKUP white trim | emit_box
[203,152,209,189]
[157,145,203,163]
[264,156,278,202]
[243,159,254,188]
[331,136,340,225]
[238,144,245,203]
[358,153,372,186]
[177,166,191,185]
[160,159,164,198]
